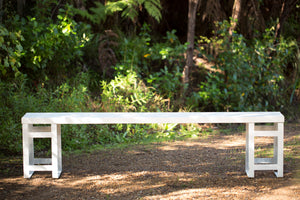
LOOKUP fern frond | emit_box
[89,2,107,24]
[72,2,106,24]
[106,1,127,15]
[144,0,162,22]
[150,0,162,8]
[122,6,139,22]
[105,0,162,23]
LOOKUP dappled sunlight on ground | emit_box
[1,124,299,199]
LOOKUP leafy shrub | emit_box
[149,30,187,65]
[105,0,162,22]
[0,71,185,155]
[144,29,187,102]
[146,65,182,100]
[3,7,91,86]
[115,24,152,76]
[0,77,42,154]
[101,71,168,112]
[0,24,24,79]
[116,26,186,103]
[0,72,94,154]
[190,20,298,111]
[72,0,162,28]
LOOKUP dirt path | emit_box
[1,124,299,199]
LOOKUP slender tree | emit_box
[182,0,199,97]
[229,0,243,36]
[17,0,26,16]
[274,0,299,41]
[0,0,2,22]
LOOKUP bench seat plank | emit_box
[22,112,284,124]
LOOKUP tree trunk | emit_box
[17,0,26,16]
[0,0,3,23]
[223,0,243,85]
[250,0,266,32]
[229,0,243,35]
[274,0,299,42]
[182,0,199,97]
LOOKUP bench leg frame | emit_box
[246,123,284,178]
[23,122,283,179]
[23,123,62,178]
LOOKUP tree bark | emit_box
[274,0,299,42]
[17,0,26,16]
[250,0,266,32]
[182,0,199,96]
[229,0,243,35]
[0,0,3,23]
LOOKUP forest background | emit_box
[0,0,299,155]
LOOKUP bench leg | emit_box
[275,123,284,177]
[245,122,284,178]
[22,123,62,178]
[246,123,255,178]
[23,124,34,178]
[51,124,62,178]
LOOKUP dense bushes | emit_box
[0,74,90,154]
[0,24,24,78]
[115,25,186,102]
[101,71,168,112]
[188,21,299,112]
[0,5,93,153]
[0,73,201,154]
[1,8,91,86]
[0,2,299,155]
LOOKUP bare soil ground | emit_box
[1,123,299,200]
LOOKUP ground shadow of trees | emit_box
[0,124,299,199]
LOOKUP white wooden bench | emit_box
[21,112,284,178]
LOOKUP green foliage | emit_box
[0,19,189,155]
[23,17,82,68]
[32,0,61,21]
[142,0,162,22]
[106,0,162,22]
[0,24,24,78]
[0,71,193,155]
[23,14,90,82]
[149,30,187,64]
[190,20,298,111]
[72,0,161,27]
[0,74,92,154]
[147,66,182,100]
[2,7,92,85]
[101,71,168,112]
[72,2,107,25]
[106,0,139,22]
[115,27,151,76]
[1,1,299,157]
[116,26,186,101]
[144,30,186,100]
[0,77,40,154]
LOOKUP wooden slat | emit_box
[34,158,52,165]
[28,165,53,171]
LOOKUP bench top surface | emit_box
[22,112,284,124]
